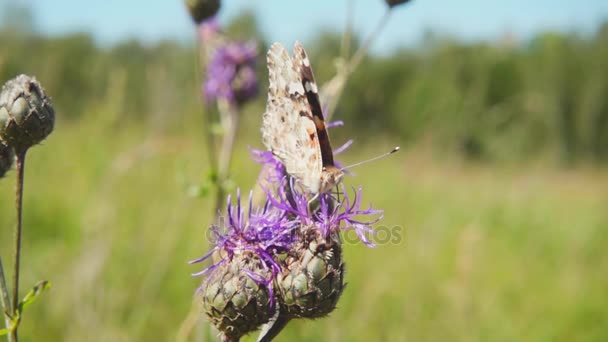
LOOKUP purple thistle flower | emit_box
[203,40,259,107]
[266,177,312,224]
[333,139,353,156]
[250,148,286,185]
[317,186,383,247]
[326,120,344,129]
[190,189,297,303]
[265,178,383,246]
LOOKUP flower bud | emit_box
[0,75,55,153]
[0,141,14,178]
[185,0,220,24]
[385,0,413,8]
[201,252,273,340]
[276,226,345,319]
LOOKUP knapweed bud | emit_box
[385,0,413,8]
[276,226,345,319]
[185,0,220,24]
[201,252,273,340]
[0,75,55,153]
[0,141,14,178]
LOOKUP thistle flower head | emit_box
[0,74,55,153]
[317,186,383,246]
[385,0,413,8]
[191,189,297,292]
[266,178,382,246]
[203,40,259,107]
[185,0,220,24]
[200,251,274,340]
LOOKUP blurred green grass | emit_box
[1,117,606,341]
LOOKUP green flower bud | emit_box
[185,0,220,24]
[201,252,273,340]
[0,141,14,178]
[0,75,55,153]
[385,0,413,8]
[277,226,345,319]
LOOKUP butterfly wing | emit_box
[292,42,336,169]
[262,42,323,193]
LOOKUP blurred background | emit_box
[0,0,607,340]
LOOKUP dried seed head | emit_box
[385,0,413,8]
[0,141,14,178]
[185,0,220,24]
[0,74,55,153]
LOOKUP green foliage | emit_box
[1,123,607,340]
[2,20,608,163]
[0,281,51,336]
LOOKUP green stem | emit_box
[214,100,239,214]
[10,150,26,342]
[196,30,220,216]
[0,258,14,342]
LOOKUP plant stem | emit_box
[257,309,290,342]
[10,150,26,342]
[214,100,239,214]
[325,7,393,121]
[196,29,220,217]
[348,8,392,76]
[0,258,14,342]
[339,0,354,61]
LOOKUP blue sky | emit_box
[8,0,608,53]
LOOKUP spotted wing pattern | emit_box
[261,42,328,194]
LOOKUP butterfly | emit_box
[261,42,343,195]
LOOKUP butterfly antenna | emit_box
[340,146,400,171]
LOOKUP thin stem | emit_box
[195,27,221,218]
[214,100,239,214]
[198,47,218,171]
[339,0,355,61]
[325,8,393,121]
[11,150,26,342]
[348,8,392,75]
[0,258,15,342]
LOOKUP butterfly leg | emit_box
[307,193,319,212]
[334,185,341,202]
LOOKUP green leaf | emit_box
[0,327,8,336]
[18,280,51,313]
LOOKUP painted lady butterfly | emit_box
[262,42,343,195]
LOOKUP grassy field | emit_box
[0,116,607,341]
